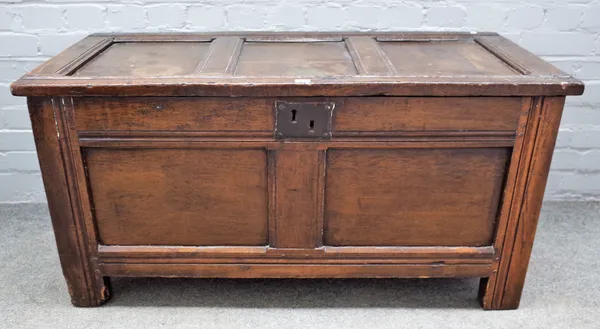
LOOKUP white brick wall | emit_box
[0,0,599,202]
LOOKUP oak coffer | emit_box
[11,32,584,310]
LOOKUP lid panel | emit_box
[379,40,518,76]
[11,32,584,97]
[73,42,212,77]
[235,42,357,76]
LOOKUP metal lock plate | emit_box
[274,101,334,139]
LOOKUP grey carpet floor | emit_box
[0,202,598,329]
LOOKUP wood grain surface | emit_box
[86,148,269,246]
[324,148,509,246]
[13,31,582,309]
[11,32,584,97]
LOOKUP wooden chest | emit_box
[11,32,583,310]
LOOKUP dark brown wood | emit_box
[28,97,110,307]
[85,148,269,246]
[12,32,583,309]
[73,96,521,137]
[77,139,515,150]
[324,148,509,246]
[96,245,496,267]
[11,32,584,97]
[55,38,114,76]
[73,97,274,133]
[474,35,566,76]
[334,97,522,132]
[196,37,244,75]
[272,151,322,248]
[27,36,110,76]
[11,76,583,97]
[73,41,212,77]
[99,263,493,278]
[97,245,495,261]
[479,97,537,309]
[345,36,396,76]
[236,41,357,76]
[379,39,518,76]
[480,97,567,310]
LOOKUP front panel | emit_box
[324,148,508,246]
[85,148,268,246]
[70,96,521,273]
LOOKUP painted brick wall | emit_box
[0,0,599,202]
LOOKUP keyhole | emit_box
[291,109,297,123]
[309,120,315,132]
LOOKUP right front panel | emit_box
[324,148,509,247]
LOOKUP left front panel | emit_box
[85,148,268,246]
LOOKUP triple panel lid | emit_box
[11,32,584,97]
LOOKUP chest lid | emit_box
[11,32,583,97]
